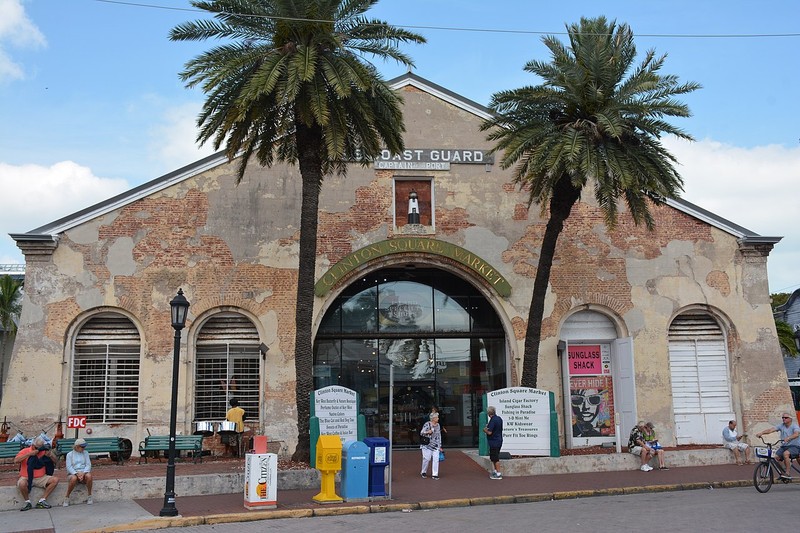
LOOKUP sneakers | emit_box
[432,476,439,480]
[779,473,792,481]
[62,500,69,507]
[420,473,427,479]
[87,497,93,505]
[490,471,502,479]
[20,502,32,512]
[36,500,52,509]
[640,464,653,471]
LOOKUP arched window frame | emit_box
[193,312,261,423]
[70,312,141,423]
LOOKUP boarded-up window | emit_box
[71,313,140,423]
[668,312,732,444]
[194,313,260,422]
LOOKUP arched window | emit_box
[71,312,140,423]
[194,313,260,422]
[668,312,732,444]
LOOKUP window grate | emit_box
[195,313,260,422]
[71,314,140,423]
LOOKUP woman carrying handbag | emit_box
[419,412,442,479]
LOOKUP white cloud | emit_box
[0,0,46,81]
[0,161,129,264]
[149,101,217,171]
[664,137,800,293]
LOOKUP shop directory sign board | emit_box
[312,385,359,444]
[484,387,557,456]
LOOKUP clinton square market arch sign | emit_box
[314,238,512,297]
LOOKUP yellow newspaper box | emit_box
[313,435,343,503]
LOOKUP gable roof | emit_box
[10,72,781,249]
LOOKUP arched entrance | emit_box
[560,310,636,448]
[314,266,507,448]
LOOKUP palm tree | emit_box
[481,17,700,387]
[0,275,23,399]
[170,0,425,460]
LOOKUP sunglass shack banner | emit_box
[570,376,615,438]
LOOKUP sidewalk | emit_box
[0,449,755,533]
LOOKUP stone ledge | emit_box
[463,447,734,475]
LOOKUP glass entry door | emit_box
[313,266,508,448]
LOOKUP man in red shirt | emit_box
[14,436,60,511]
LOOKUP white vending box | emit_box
[244,453,278,509]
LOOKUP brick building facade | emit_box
[2,73,789,455]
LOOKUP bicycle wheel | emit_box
[754,461,773,493]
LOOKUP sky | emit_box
[1,0,799,293]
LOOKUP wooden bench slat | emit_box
[0,442,23,460]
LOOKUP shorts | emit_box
[777,445,800,458]
[629,446,643,456]
[69,473,91,483]
[724,442,748,451]
[21,475,53,489]
[489,446,501,463]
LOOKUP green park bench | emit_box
[55,437,126,465]
[138,435,204,464]
[0,441,23,462]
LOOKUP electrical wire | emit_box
[92,0,800,39]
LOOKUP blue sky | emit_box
[1,0,799,293]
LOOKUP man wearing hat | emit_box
[63,438,93,506]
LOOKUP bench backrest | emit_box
[56,437,122,455]
[145,435,203,446]
[0,441,23,458]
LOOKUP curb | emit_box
[88,479,753,532]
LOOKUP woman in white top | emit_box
[419,412,442,479]
[63,438,93,506]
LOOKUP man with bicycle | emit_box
[756,413,800,480]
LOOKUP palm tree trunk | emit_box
[291,122,324,463]
[521,178,581,388]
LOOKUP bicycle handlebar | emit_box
[759,435,785,446]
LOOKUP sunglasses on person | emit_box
[571,394,602,407]
[783,416,792,420]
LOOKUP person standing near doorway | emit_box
[225,398,246,456]
[484,406,503,479]
[419,412,442,479]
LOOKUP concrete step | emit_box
[0,447,737,511]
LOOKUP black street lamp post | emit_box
[160,288,190,517]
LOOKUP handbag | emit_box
[420,434,430,445]
[439,450,445,462]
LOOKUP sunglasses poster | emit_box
[568,345,615,438]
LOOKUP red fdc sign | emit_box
[67,416,87,429]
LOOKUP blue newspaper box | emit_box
[363,436,390,497]
[341,440,370,501]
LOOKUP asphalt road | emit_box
[126,484,796,532]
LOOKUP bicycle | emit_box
[753,436,800,493]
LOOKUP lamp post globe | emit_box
[160,288,190,517]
